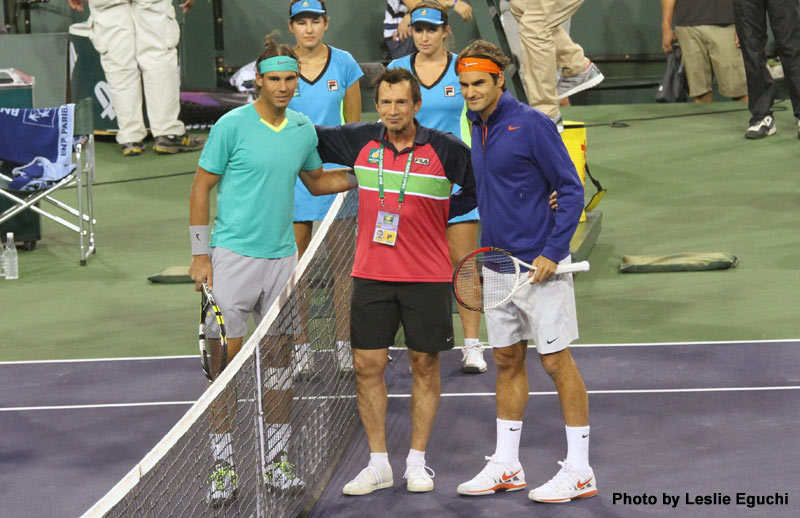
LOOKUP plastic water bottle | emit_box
[4,232,18,280]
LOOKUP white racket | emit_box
[453,247,589,311]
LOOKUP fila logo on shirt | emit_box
[413,157,430,166]
[444,85,455,97]
[327,80,339,91]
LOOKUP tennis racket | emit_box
[200,282,228,381]
[453,247,590,312]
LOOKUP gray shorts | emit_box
[210,247,297,338]
[484,256,579,354]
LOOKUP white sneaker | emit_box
[336,340,354,373]
[293,343,313,380]
[456,456,526,496]
[528,460,598,503]
[264,457,305,492]
[461,343,487,373]
[404,464,435,493]
[342,465,393,495]
[745,115,776,139]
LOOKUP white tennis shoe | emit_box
[457,456,526,496]
[404,464,435,492]
[336,340,354,373]
[342,465,393,495]
[461,343,487,373]
[528,460,598,503]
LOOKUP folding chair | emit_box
[0,98,96,265]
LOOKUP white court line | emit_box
[0,355,195,365]
[387,385,800,398]
[1,339,798,366]
[0,401,196,412]
[390,338,800,351]
[4,386,799,412]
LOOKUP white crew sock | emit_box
[464,337,480,347]
[369,452,391,471]
[565,425,591,472]
[406,448,426,467]
[209,432,233,462]
[494,418,523,465]
[266,423,290,464]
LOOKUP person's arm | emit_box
[661,0,678,53]
[437,133,477,219]
[343,82,362,123]
[188,167,220,291]
[299,167,358,195]
[68,0,85,12]
[179,0,195,13]
[315,122,374,167]
[530,125,583,284]
[443,0,473,22]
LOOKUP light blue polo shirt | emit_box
[199,104,323,258]
[289,46,363,221]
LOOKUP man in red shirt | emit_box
[313,67,476,496]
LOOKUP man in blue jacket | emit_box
[454,40,597,504]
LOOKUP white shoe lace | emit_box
[540,461,580,492]
[469,455,506,485]
[403,464,435,480]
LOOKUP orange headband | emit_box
[457,57,502,74]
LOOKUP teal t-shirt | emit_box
[199,104,323,258]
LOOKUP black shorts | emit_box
[351,278,454,353]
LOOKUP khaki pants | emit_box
[87,0,185,144]
[510,0,588,118]
[675,25,748,99]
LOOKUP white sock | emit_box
[406,448,425,467]
[565,425,591,472]
[494,418,522,465]
[209,433,233,462]
[369,452,391,471]
[464,337,480,347]
[266,423,290,464]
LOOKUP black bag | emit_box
[655,43,689,103]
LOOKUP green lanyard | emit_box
[377,143,414,209]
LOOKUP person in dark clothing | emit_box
[732,0,800,139]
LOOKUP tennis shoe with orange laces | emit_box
[528,460,597,503]
[456,456,526,496]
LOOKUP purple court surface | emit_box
[1,340,799,518]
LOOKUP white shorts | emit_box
[210,247,297,338]
[484,256,579,354]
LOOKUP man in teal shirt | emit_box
[188,38,353,507]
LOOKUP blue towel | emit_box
[0,104,75,188]
[8,156,76,190]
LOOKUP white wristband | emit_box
[190,225,210,255]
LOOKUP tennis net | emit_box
[83,190,360,518]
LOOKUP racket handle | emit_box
[555,261,590,274]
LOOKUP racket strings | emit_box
[455,250,520,310]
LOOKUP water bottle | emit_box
[4,232,18,280]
